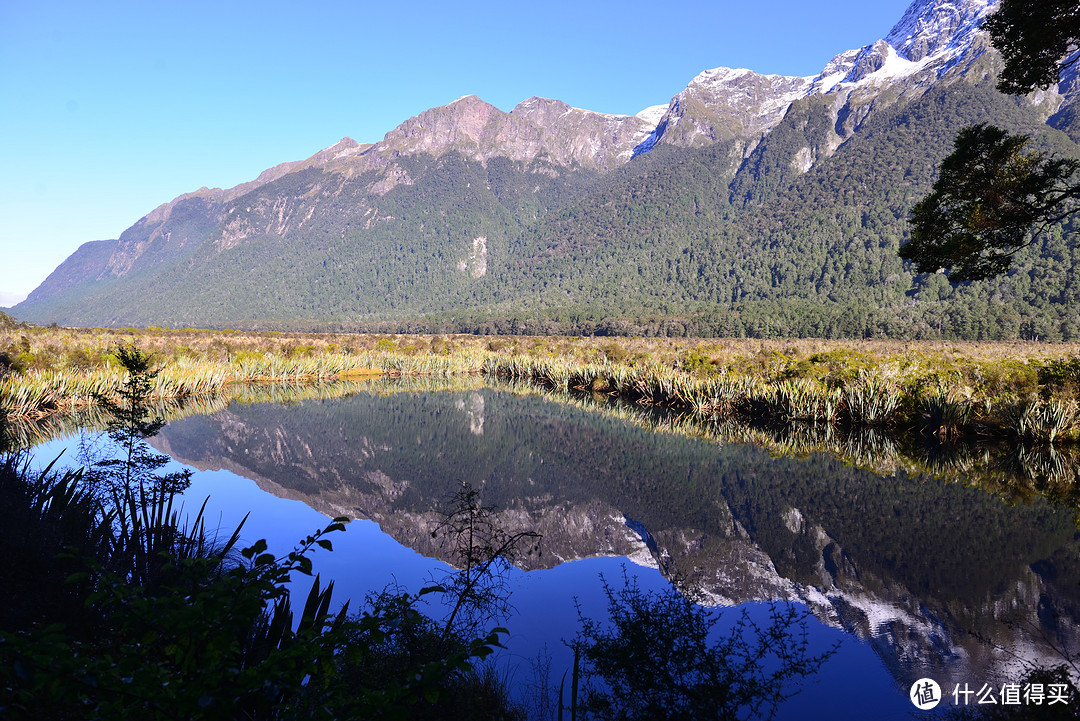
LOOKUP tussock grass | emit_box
[3,326,1080,446]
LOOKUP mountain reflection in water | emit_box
[26,379,1076,717]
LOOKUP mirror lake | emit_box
[25,379,1080,719]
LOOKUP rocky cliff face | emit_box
[884,0,996,63]
[372,95,653,168]
[323,94,656,196]
[640,0,1003,158]
[633,69,814,159]
[317,94,655,184]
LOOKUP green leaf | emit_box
[242,539,268,559]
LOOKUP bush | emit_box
[679,346,719,376]
[1040,356,1080,399]
[600,341,629,364]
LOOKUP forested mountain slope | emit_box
[14,0,1080,339]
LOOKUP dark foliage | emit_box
[986,0,1080,95]
[0,454,103,633]
[88,344,193,503]
[571,572,836,721]
[431,482,541,640]
[0,347,518,720]
[905,0,1080,283]
[903,124,1080,280]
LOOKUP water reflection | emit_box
[127,383,1079,692]
[11,377,1080,712]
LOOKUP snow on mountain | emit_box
[639,0,999,156]
[635,104,669,126]
[885,0,997,63]
[634,67,817,154]
[837,0,996,86]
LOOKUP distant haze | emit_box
[0,291,28,309]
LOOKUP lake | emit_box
[27,379,1080,718]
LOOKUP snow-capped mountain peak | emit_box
[885,0,997,63]
[637,0,1000,156]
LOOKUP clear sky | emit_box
[0,0,915,306]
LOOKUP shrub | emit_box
[600,341,629,364]
[679,346,719,376]
[1039,356,1080,399]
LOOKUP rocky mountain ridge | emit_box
[638,0,1002,157]
[15,0,1080,338]
[34,0,1007,278]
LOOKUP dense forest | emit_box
[15,70,1080,339]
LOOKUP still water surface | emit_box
[33,383,1080,718]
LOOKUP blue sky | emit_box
[0,0,915,306]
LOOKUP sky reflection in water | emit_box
[33,372,1072,721]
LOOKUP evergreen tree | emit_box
[904,0,1080,281]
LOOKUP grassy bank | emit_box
[4,321,1080,444]
[0,324,489,420]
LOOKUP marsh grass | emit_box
[487,376,1080,520]
[843,375,903,426]
[1003,398,1080,443]
[84,369,1080,522]
[918,389,973,440]
[7,360,1080,523]
[4,326,1080,456]
[3,375,487,453]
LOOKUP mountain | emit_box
[14,0,1080,339]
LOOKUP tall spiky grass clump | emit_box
[766,379,839,424]
[1004,398,1079,444]
[843,376,902,427]
[919,389,972,440]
